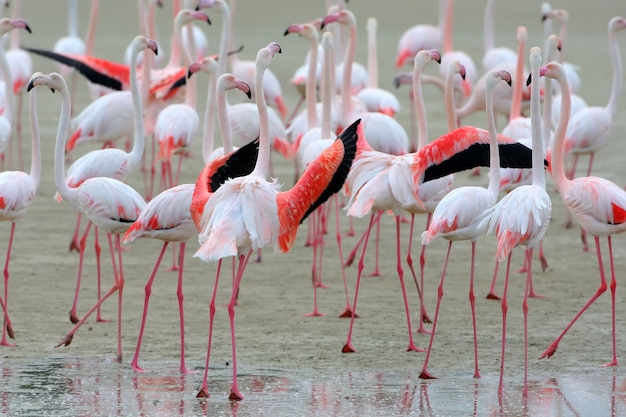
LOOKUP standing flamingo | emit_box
[193,42,359,401]
[395,0,444,68]
[61,36,157,325]
[479,47,552,396]
[559,17,626,252]
[418,69,513,380]
[28,72,146,362]
[536,61,626,368]
[0,54,42,347]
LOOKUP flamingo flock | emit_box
[0,0,625,405]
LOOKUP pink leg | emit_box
[603,236,618,368]
[131,242,169,373]
[540,236,607,360]
[69,213,82,252]
[498,252,512,397]
[406,214,432,333]
[174,153,184,187]
[468,242,481,378]
[196,259,224,399]
[228,251,252,401]
[538,239,548,271]
[1,223,16,347]
[419,241,453,379]
[343,214,376,353]
[111,234,125,363]
[305,209,325,317]
[165,242,179,272]
[334,196,357,319]
[175,242,193,373]
[0,295,12,342]
[486,259,501,300]
[344,212,382,270]
[147,134,157,201]
[522,248,533,397]
[393,217,423,352]
[94,227,110,323]
[366,216,382,277]
[315,205,331,289]
[69,221,93,324]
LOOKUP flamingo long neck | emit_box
[509,27,526,121]
[486,80,500,198]
[444,67,458,131]
[9,0,19,50]
[305,30,319,131]
[0,29,14,123]
[442,0,454,53]
[437,0,446,32]
[606,26,623,117]
[27,84,41,188]
[202,67,218,162]
[84,0,98,56]
[483,0,496,54]
[366,18,378,88]
[321,33,333,139]
[54,76,77,204]
[549,67,572,190]
[176,17,196,108]
[67,0,79,38]
[251,60,270,179]
[340,16,357,124]
[543,36,557,153]
[412,60,429,150]
[530,57,546,189]
[166,2,183,69]
[128,42,146,170]
[217,77,234,154]
[557,19,567,63]
[227,0,239,68]
[215,0,230,76]
[541,3,553,62]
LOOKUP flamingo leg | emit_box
[165,242,179,272]
[94,227,110,323]
[539,236,608,360]
[305,209,325,317]
[131,242,168,373]
[406,213,432,333]
[315,206,330,289]
[176,242,193,374]
[538,239,549,271]
[498,252,512,397]
[69,221,93,324]
[419,240,453,379]
[486,259,501,300]
[469,241,481,379]
[0,295,12,342]
[334,195,357,318]
[603,236,618,368]
[1,223,16,347]
[394,216,423,352]
[522,248,533,397]
[366,215,382,277]
[111,234,124,363]
[69,212,82,252]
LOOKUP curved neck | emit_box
[202,70,218,162]
[251,60,270,179]
[550,70,572,189]
[412,63,429,149]
[28,85,41,187]
[530,61,546,188]
[443,0,454,53]
[54,78,76,202]
[217,78,234,154]
[486,81,500,197]
[606,28,623,116]
[176,19,196,108]
[306,34,319,130]
[366,18,378,88]
[483,0,496,53]
[509,27,526,121]
[129,43,146,170]
[216,0,230,76]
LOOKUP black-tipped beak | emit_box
[24,23,32,34]
[526,73,532,86]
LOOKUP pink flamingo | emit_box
[482,0,517,73]
[61,36,157,325]
[193,42,359,401]
[29,72,146,362]
[418,69,513,381]
[153,9,210,194]
[480,48,552,396]
[395,0,444,68]
[541,7,582,94]
[560,17,626,252]
[0,18,30,170]
[537,61,626,368]
[0,46,41,347]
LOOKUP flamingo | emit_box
[0,18,30,170]
[537,61,626,368]
[418,69,514,380]
[153,9,210,194]
[395,0,444,68]
[541,7,582,94]
[560,17,626,252]
[0,53,43,347]
[479,47,552,396]
[59,36,157,325]
[193,42,359,401]
[29,72,146,362]
[482,0,517,73]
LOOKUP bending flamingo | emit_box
[537,61,626,368]
[193,42,359,401]
[28,72,146,362]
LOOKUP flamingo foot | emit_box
[517,265,528,274]
[69,311,80,324]
[180,366,196,374]
[486,292,501,300]
[539,341,559,359]
[601,360,618,367]
[342,342,357,353]
[165,265,179,272]
[196,387,209,398]
[474,371,482,379]
[528,291,546,299]
[116,353,123,363]
[421,312,432,324]
[69,239,80,253]
[419,369,437,379]
[539,256,548,271]
[131,362,146,373]
[314,282,330,289]
[416,324,432,335]
[338,307,359,318]
[304,310,326,317]
[56,333,74,347]
[0,339,16,347]
[96,312,111,323]
[407,343,426,353]
[365,269,382,277]
[228,386,244,401]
